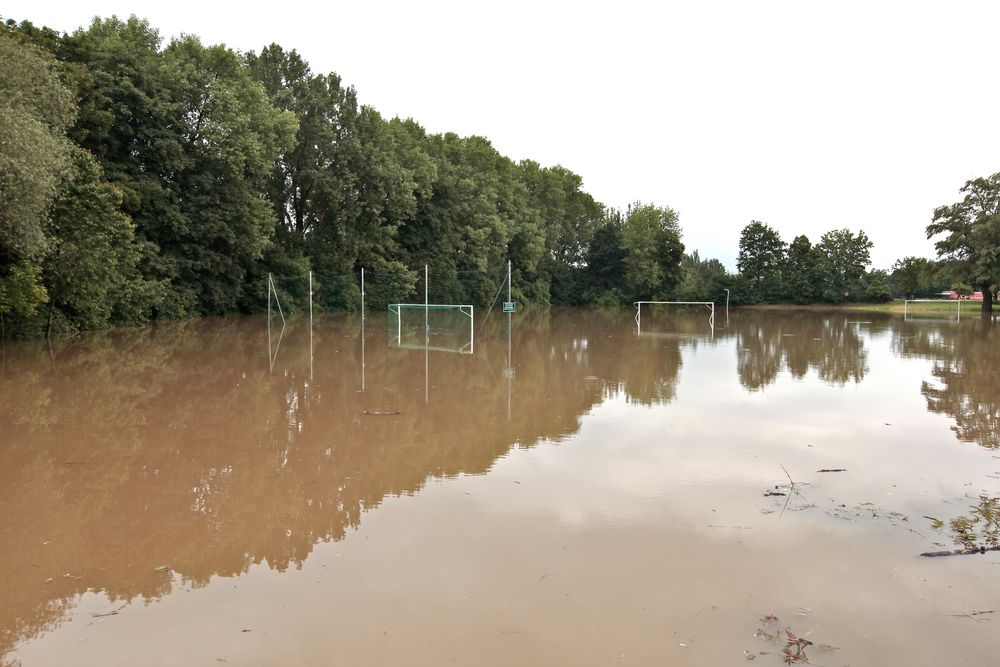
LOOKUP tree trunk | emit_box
[982,284,994,316]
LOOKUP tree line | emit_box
[1,14,996,337]
[732,198,1000,311]
[0,15,691,336]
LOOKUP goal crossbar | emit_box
[903,299,961,321]
[634,301,715,328]
[388,303,474,354]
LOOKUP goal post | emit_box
[903,298,961,321]
[634,301,715,336]
[388,304,474,354]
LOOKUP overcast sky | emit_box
[6,0,1000,270]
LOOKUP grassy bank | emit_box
[744,300,999,316]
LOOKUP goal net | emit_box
[388,304,474,354]
[634,301,715,337]
[903,299,963,322]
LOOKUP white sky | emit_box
[6,0,1000,270]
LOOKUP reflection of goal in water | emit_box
[388,304,474,354]
[903,299,962,322]
[634,301,715,338]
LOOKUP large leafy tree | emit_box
[816,229,872,302]
[736,221,785,303]
[584,211,628,304]
[676,251,730,302]
[42,147,159,333]
[517,160,604,304]
[891,256,937,299]
[0,32,75,328]
[161,36,297,314]
[782,235,820,303]
[620,202,685,300]
[927,173,1000,314]
[59,20,296,316]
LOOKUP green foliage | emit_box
[863,272,893,302]
[890,256,940,299]
[0,14,717,336]
[736,221,785,303]
[584,214,628,302]
[161,36,297,314]
[0,32,75,263]
[620,202,684,300]
[815,229,872,302]
[928,173,1000,312]
[783,235,821,304]
[42,147,159,331]
[0,262,47,325]
[676,251,730,302]
[950,281,973,296]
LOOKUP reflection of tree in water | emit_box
[734,312,869,391]
[894,318,1000,450]
[0,310,684,658]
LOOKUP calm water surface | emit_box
[2,309,999,666]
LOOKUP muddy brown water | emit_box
[2,308,999,666]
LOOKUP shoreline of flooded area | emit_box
[2,309,999,665]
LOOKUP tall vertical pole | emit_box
[958,298,961,322]
[507,260,513,417]
[309,271,313,381]
[267,272,272,362]
[361,268,366,392]
[507,260,511,303]
[425,264,429,404]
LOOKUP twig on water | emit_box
[87,602,130,626]
[946,610,994,623]
[779,464,806,519]
[91,602,129,618]
[920,545,1000,557]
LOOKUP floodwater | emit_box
[1,308,999,666]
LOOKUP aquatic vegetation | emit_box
[754,614,838,664]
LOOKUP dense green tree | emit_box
[736,221,785,303]
[951,281,973,297]
[890,256,936,299]
[783,235,821,303]
[676,251,730,302]
[55,17,184,314]
[41,147,159,333]
[0,32,75,324]
[927,173,1000,314]
[56,20,295,316]
[517,161,603,305]
[862,269,893,302]
[620,202,685,300]
[1,13,726,336]
[161,36,297,314]
[584,211,628,305]
[0,263,47,338]
[816,228,872,302]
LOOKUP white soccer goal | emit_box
[903,299,962,322]
[388,304,474,354]
[267,273,287,371]
[634,301,715,337]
